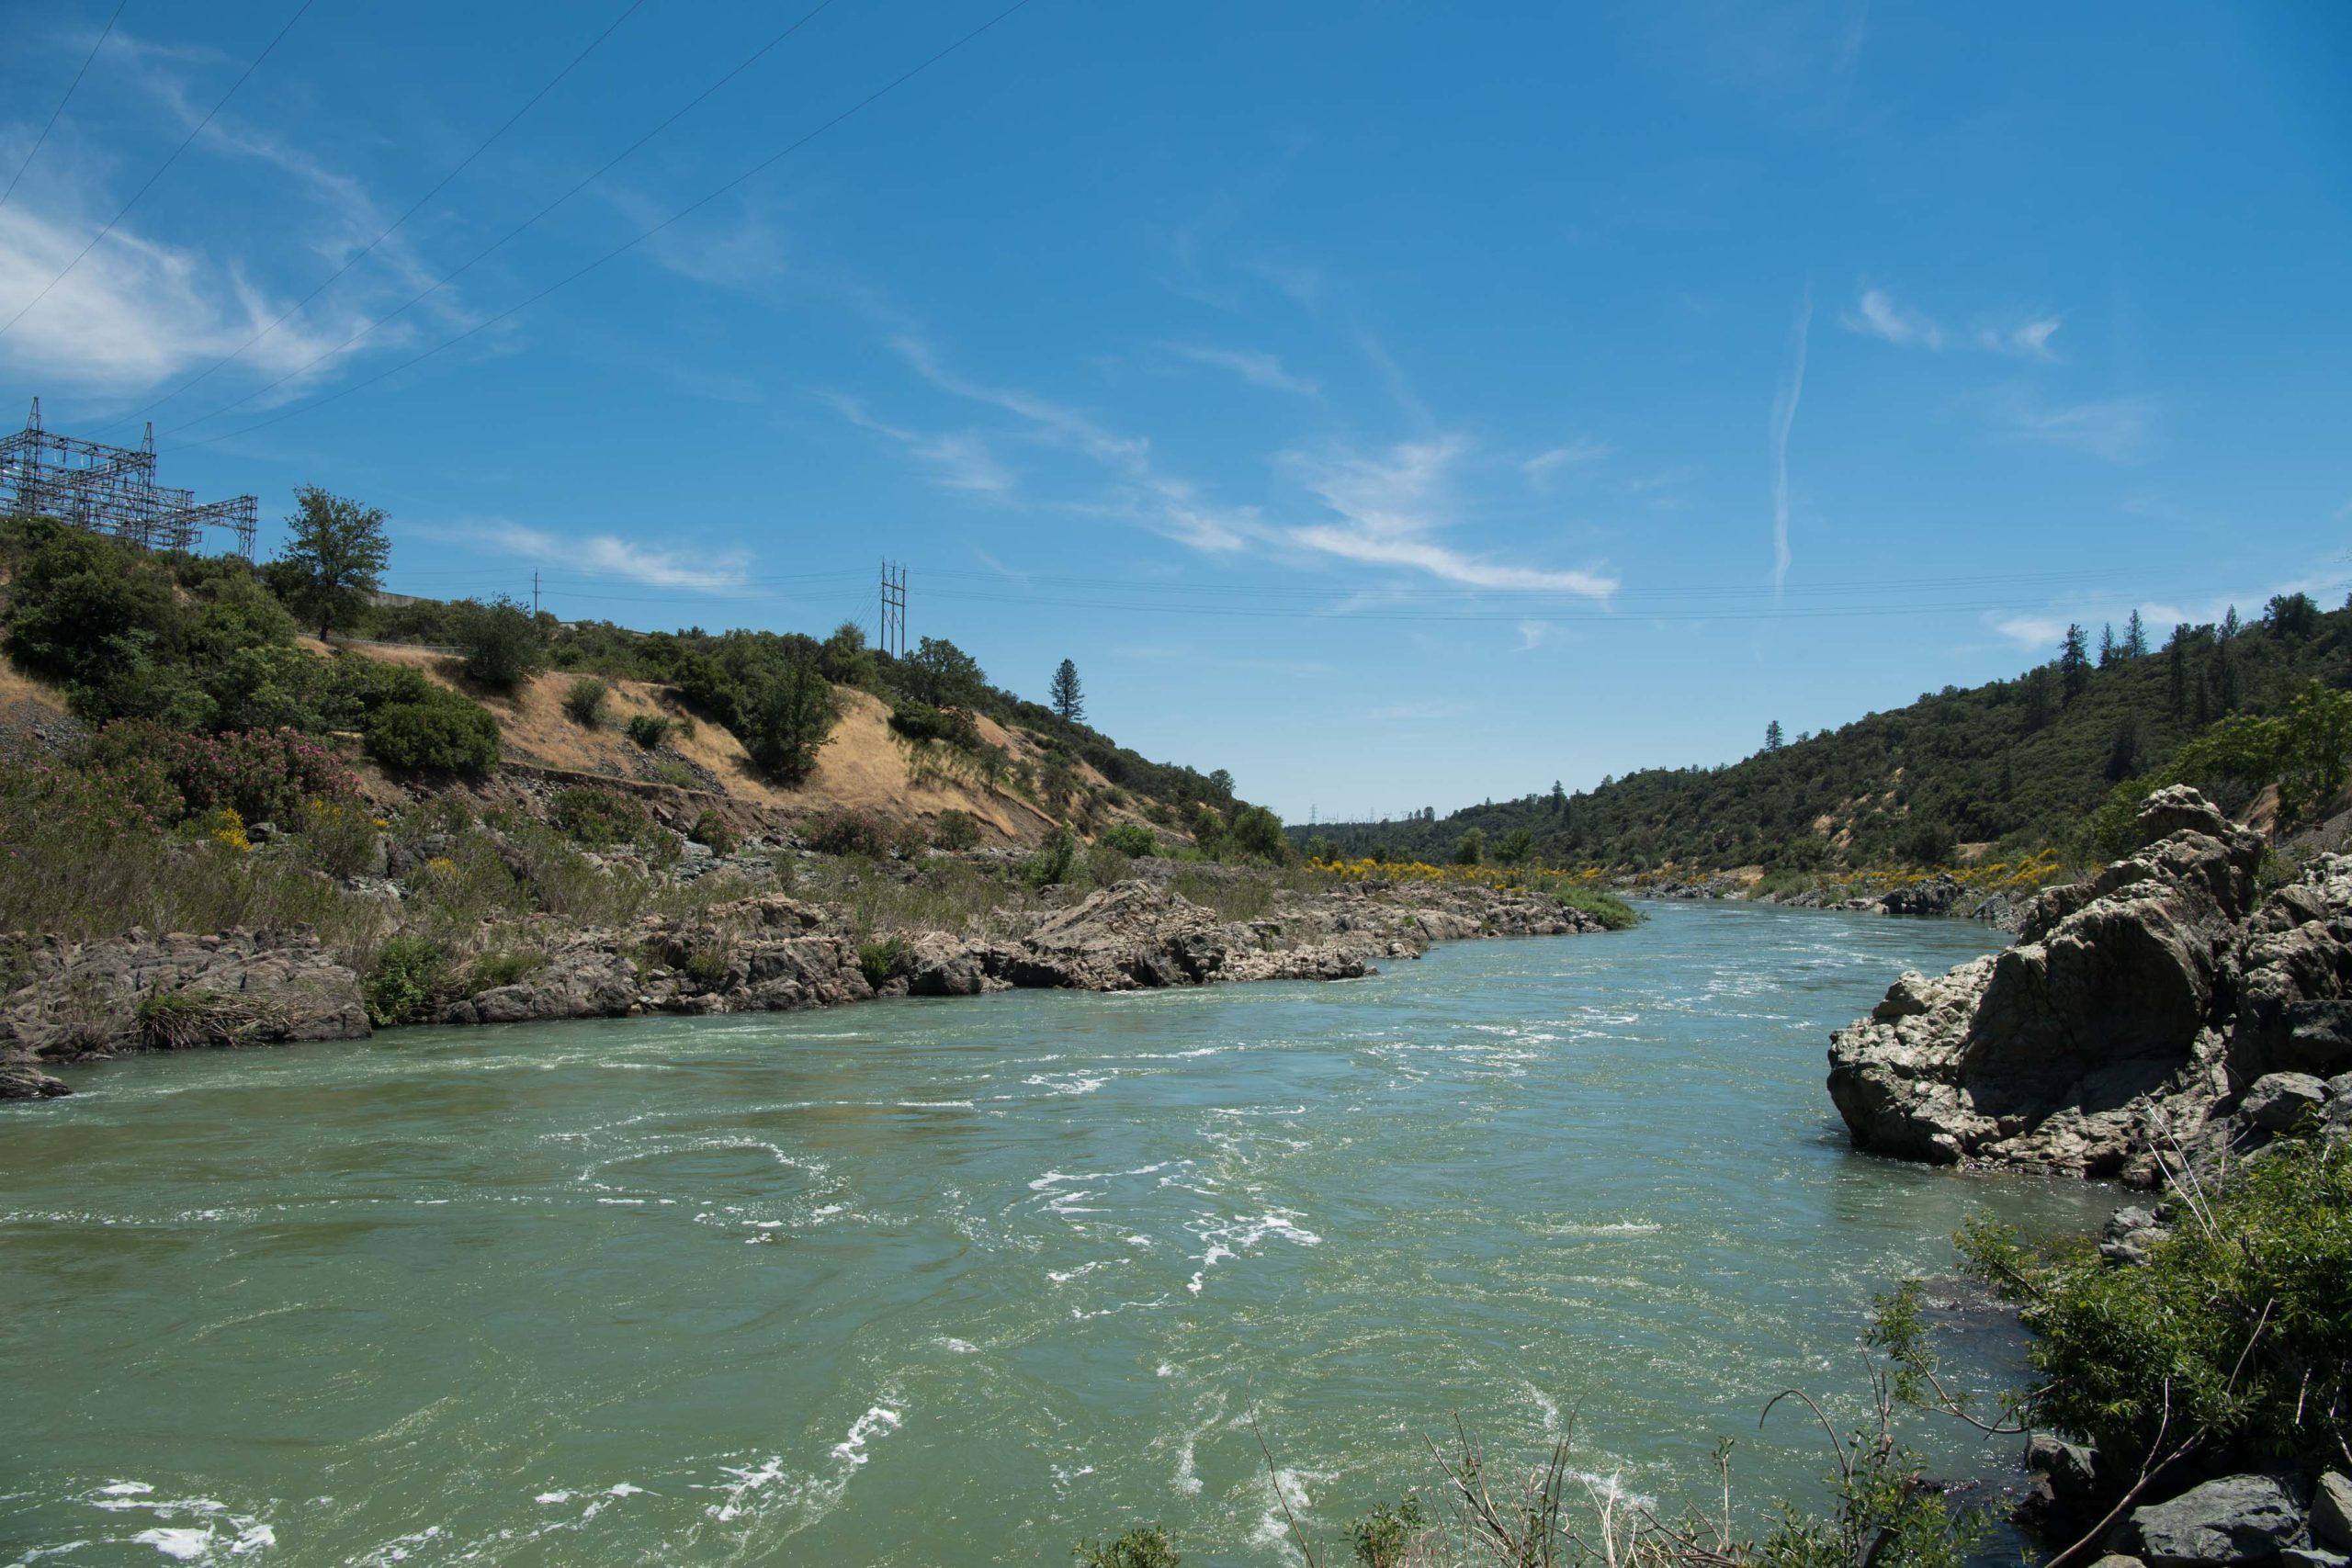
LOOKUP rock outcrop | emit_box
[1829,788,2350,1181]
[0,927,369,1066]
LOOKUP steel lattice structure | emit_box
[0,398,258,559]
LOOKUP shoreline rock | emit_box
[1827,787,2352,1183]
[2,875,1617,1075]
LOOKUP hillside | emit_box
[1307,596,2350,874]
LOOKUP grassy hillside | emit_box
[0,513,1255,851]
[1307,597,2350,874]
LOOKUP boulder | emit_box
[2280,1550,2348,1568]
[2099,1205,2171,1266]
[2117,1474,2308,1568]
[2315,1473,2352,1553]
[2240,1072,2330,1133]
[1827,789,2286,1178]
[0,1063,72,1099]
[0,927,369,1064]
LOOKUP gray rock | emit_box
[1827,788,2298,1178]
[0,927,369,1064]
[0,1063,72,1099]
[2086,1556,2148,1568]
[2241,1072,2330,1133]
[2281,1550,2349,1568]
[2118,1473,2308,1568]
[2315,1473,2352,1553]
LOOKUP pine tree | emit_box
[1765,719,1785,750]
[2059,625,2092,702]
[2098,623,2118,668]
[2166,626,2190,717]
[2125,609,2148,658]
[1048,659,1085,722]
[1549,780,1566,816]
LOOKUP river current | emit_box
[0,901,2111,1566]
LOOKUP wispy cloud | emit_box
[429,518,752,592]
[1770,285,1813,592]
[1841,286,1943,348]
[1522,435,1611,484]
[1978,314,2063,360]
[1284,436,1619,596]
[892,333,1261,552]
[1986,612,2074,650]
[2002,393,2154,462]
[1159,342,1319,396]
[820,391,1012,494]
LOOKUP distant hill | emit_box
[1304,597,2349,874]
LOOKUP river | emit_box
[0,901,2112,1566]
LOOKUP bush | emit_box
[365,687,502,773]
[804,807,897,859]
[1453,827,1485,865]
[931,809,982,852]
[365,935,447,1026]
[292,797,386,878]
[743,648,838,784]
[1074,1527,1177,1568]
[458,595,544,690]
[1025,826,1079,889]
[857,935,907,987]
[468,950,546,989]
[1227,804,1287,864]
[1557,886,1642,931]
[889,699,979,749]
[84,722,359,826]
[562,677,609,728]
[1962,1132,2352,1472]
[1098,823,1158,858]
[549,786,662,852]
[625,712,673,750]
[688,808,737,855]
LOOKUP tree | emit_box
[458,595,544,690]
[1049,658,1085,722]
[275,486,390,639]
[744,643,838,784]
[895,636,988,711]
[1496,827,1535,865]
[2124,608,2149,657]
[2267,592,2321,640]
[1452,826,1485,865]
[2098,623,2118,668]
[819,622,877,690]
[1765,719,1785,751]
[2021,665,2058,731]
[2104,712,2143,783]
[2165,625,2190,717]
[2058,625,2092,702]
[1227,804,1288,863]
[1206,768,1235,800]
[1549,780,1566,816]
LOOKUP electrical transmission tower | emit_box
[878,558,907,658]
[0,397,258,558]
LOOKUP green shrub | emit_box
[625,712,673,750]
[548,786,662,852]
[292,797,385,879]
[365,935,447,1026]
[857,936,907,987]
[1025,826,1079,889]
[688,808,737,855]
[1227,804,1288,864]
[1346,1496,1425,1568]
[682,947,731,987]
[1453,827,1485,865]
[562,677,609,728]
[889,699,980,749]
[805,807,896,858]
[1557,886,1642,931]
[1074,1526,1177,1568]
[1098,823,1157,858]
[1962,1132,2352,1471]
[468,950,546,989]
[931,809,982,852]
[365,688,502,773]
[649,759,696,791]
[458,595,544,690]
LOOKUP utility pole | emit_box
[878,558,907,658]
[532,570,540,617]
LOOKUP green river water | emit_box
[1,901,2113,1566]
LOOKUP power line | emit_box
[0,0,128,216]
[166,0,1038,454]
[0,0,316,339]
[111,0,651,431]
[161,0,842,439]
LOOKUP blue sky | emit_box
[3,1,2346,820]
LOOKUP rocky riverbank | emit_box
[1826,786,2352,1184]
[0,873,1614,1094]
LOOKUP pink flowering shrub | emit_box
[85,721,360,826]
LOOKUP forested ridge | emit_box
[1304,596,2350,874]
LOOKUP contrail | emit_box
[1770,283,1814,597]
